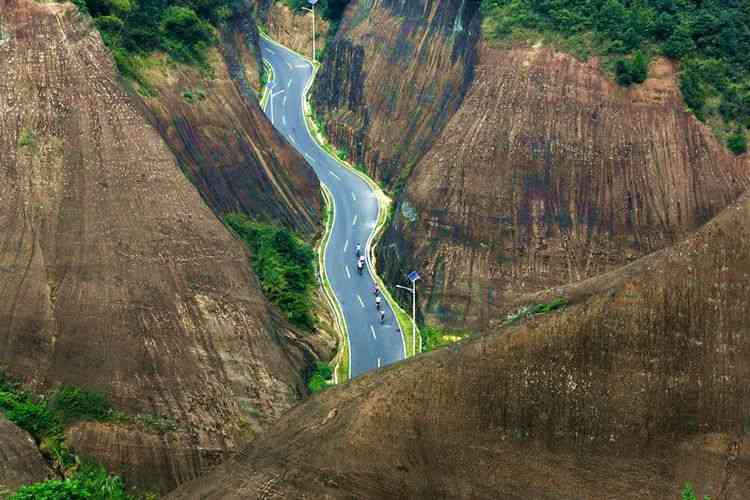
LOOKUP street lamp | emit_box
[301,0,318,62]
[396,271,420,357]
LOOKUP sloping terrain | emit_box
[256,0,329,58]
[311,0,481,186]
[379,44,750,331]
[0,416,53,494]
[0,0,319,491]
[171,183,750,499]
[135,3,321,236]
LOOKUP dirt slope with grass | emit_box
[256,0,329,58]
[0,416,53,494]
[134,3,321,236]
[0,0,321,492]
[172,184,750,499]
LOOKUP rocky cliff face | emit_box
[135,3,321,236]
[0,0,319,492]
[379,44,750,330]
[311,0,481,186]
[169,188,750,500]
[0,416,53,494]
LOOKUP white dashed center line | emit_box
[357,295,365,308]
[370,325,377,340]
[329,170,341,181]
[351,192,356,201]
[352,215,358,226]
[345,266,351,279]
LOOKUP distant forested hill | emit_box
[481,0,750,154]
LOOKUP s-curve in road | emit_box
[260,36,405,378]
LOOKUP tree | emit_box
[727,131,748,155]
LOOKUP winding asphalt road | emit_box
[260,37,404,377]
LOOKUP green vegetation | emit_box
[480,0,750,153]
[71,0,245,91]
[682,483,710,500]
[504,298,568,325]
[17,128,37,151]
[0,375,140,499]
[225,213,317,330]
[307,361,333,393]
[11,461,133,500]
[181,87,206,103]
[420,324,470,352]
[278,0,351,22]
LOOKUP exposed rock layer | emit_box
[0,0,317,491]
[0,415,53,494]
[169,186,750,500]
[379,44,750,330]
[312,0,481,185]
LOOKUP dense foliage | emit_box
[71,0,244,91]
[307,361,333,393]
[11,462,132,500]
[225,214,317,330]
[480,0,750,153]
[278,0,351,22]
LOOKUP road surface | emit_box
[260,37,404,377]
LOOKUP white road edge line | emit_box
[329,170,341,181]
[352,214,358,226]
[344,240,349,252]
[357,295,365,308]
[370,325,376,340]
[345,266,351,279]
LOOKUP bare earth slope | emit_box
[0,415,53,494]
[0,0,317,491]
[170,184,750,499]
[311,0,481,186]
[136,3,321,236]
[378,43,750,331]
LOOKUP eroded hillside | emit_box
[170,173,750,500]
[380,44,750,331]
[0,0,322,492]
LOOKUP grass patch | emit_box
[181,87,206,103]
[11,460,137,500]
[17,128,37,152]
[225,213,317,330]
[504,297,568,325]
[420,324,470,353]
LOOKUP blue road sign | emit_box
[407,271,420,282]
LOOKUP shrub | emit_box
[225,214,316,330]
[727,131,748,155]
[11,461,131,500]
[49,386,112,425]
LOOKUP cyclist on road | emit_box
[380,309,385,324]
[357,260,364,275]
[373,286,380,296]
[375,295,382,310]
[356,243,362,258]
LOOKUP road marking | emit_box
[344,240,349,252]
[295,64,308,69]
[289,135,297,145]
[357,295,365,308]
[352,214,358,226]
[286,61,293,70]
[271,90,285,97]
[282,115,287,126]
[370,325,377,340]
[345,266,351,279]
[351,192,356,201]
[283,95,287,107]
[377,358,381,368]
[329,170,341,181]
[287,79,292,89]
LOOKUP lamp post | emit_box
[302,0,318,61]
[396,271,420,357]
